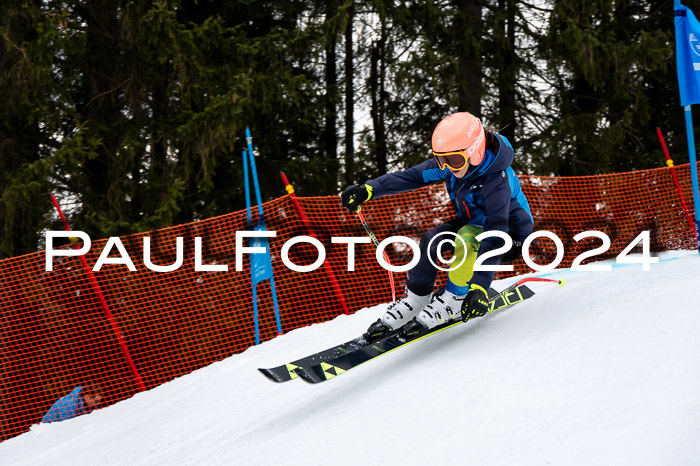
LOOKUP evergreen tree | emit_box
[0,0,48,257]
[540,0,675,175]
[1,0,334,256]
[0,0,695,258]
[0,1,100,257]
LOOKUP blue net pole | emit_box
[244,128,283,336]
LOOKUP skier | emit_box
[41,384,103,423]
[341,112,533,338]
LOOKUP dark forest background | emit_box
[2,0,699,258]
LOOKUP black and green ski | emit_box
[293,277,564,384]
[258,337,368,383]
[258,286,497,383]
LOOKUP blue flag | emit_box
[250,223,274,286]
[675,4,700,106]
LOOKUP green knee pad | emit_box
[448,224,483,288]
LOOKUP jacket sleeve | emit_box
[365,159,447,199]
[469,171,511,290]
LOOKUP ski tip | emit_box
[258,368,285,383]
[558,279,566,287]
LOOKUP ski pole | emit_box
[356,208,396,302]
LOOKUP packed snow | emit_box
[1,250,699,466]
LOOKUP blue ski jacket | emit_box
[365,133,533,290]
[41,386,88,423]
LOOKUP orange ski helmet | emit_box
[431,112,486,170]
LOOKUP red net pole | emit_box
[279,173,351,315]
[49,195,146,392]
[656,128,697,238]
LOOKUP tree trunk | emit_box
[325,2,339,191]
[454,0,482,116]
[370,17,387,175]
[344,1,355,185]
[496,0,517,143]
[80,0,124,233]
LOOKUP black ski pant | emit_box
[405,217,526,297]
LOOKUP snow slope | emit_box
[2,251,699,466]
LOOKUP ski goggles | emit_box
[433,149,469,171]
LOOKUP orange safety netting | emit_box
[0,164,697,441]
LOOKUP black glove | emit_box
[341,184,373,212]
[461,284,489,322]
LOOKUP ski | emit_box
[258,286,499,383]
[258,337,368,383]
[293,277,564,384]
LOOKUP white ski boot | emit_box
[364,289,432,341]
[416,290,465,329]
